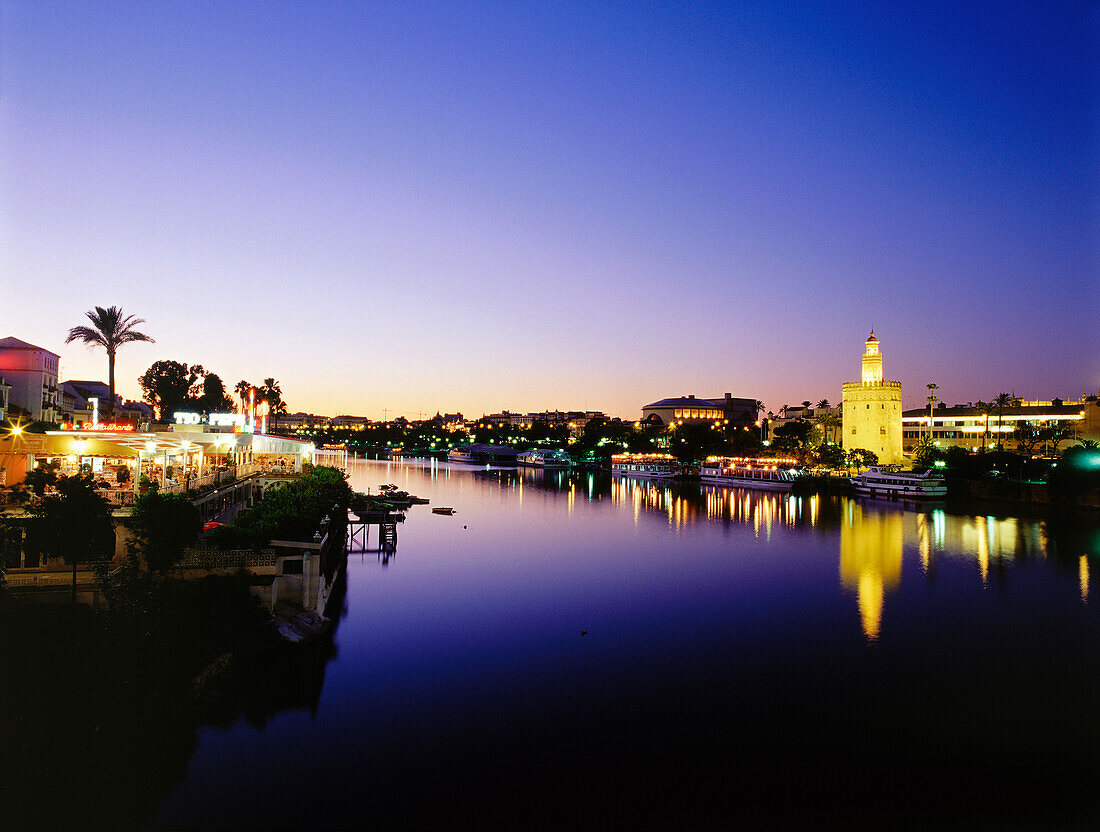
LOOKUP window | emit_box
[852,428,857,435]
[282,559,303,575]
[880,426,886,434]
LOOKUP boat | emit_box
[698,456,803,491]
[431,506,456,515]
[850,465,947,498]
[447,443,518,464]
[610,453,680,480]
[516,448,572,468]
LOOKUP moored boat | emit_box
[516,448,572,468]
[610,453,680,480]
[698,456,803,491]
[448,443,519,464]
[850,465,947,498]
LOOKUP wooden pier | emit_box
[347,511,399,553]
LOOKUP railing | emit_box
[178,547,278,569]
[5,572,97,588]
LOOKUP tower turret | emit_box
[862,331,883,384]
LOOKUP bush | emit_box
[129,491,200,573]
[230,466,351,546]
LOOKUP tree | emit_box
[815,443,845,469]
[65,306,155,418]
[816,399,830,409]
[25,474,115,602]
[234,380,255,412]
[992,392,1013,450]
[258,378,288,432]
[1039,423,1074,456]
[814,412,840,446]
[1012,421,1042,456]
[771,419,812,453]
[197,373,235,415]
[974,401,992,452]
[926,382,940,442]
[128,491,199,574]
[847,448,879,471]
[139,361,205,421]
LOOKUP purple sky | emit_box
[2,1,1096,419]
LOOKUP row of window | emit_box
[672,408,721,419]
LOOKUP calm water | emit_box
[149,459,1100,829]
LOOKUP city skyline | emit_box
[3,1,1096,420]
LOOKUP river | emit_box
[147,458,1100,828]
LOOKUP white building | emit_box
[0,337,61,423]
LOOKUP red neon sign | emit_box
[60,422,135,432]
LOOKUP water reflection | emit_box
[840,503,903,641]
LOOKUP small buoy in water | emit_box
[581,630,588,636]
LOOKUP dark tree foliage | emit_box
[815,443,846,469]
[23,464,59,496]
[138,360,206,421]
[25,473,115,601]
[197,372,235,415]
[213,466,352,547]
[128,491,200,573]
[668,422,727,463]
[771,419,812,452]
[846,448,879,469]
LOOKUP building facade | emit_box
[841,332,903,465]
[641,395,724,426]
[0,337,61,423]
[901,398,1099,455]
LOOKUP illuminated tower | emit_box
[841,331,903,465]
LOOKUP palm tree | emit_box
[258,378,287,431]
[993,392,1013,450]
[974,401,992,452]
[752,400,766,441]
[815,412,840,446]
[816,399,830,409]
[926,382,940,443]
[65,306,154,418]
[234,380,254,412]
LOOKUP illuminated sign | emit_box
[59,422,136,432]
[173,412,252,431]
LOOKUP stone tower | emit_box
[841,331,903,465]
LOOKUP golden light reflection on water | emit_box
[840,504,903,641]
[1080,556,1089,603]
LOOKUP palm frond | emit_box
[65,326,108,347]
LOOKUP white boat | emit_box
[516,448,572,468]
[448,443,518,464]
[698,457,802,491]
[610,453,680,480]
[851,465,947,498]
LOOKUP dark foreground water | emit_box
[147,459,1100,829]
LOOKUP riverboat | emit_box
[610,453,680,480]
[698,456,802,491]
[516,448,572,468]
[448,443,518,464]
[850,465,947,498]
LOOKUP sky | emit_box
[1,0,1097,420]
